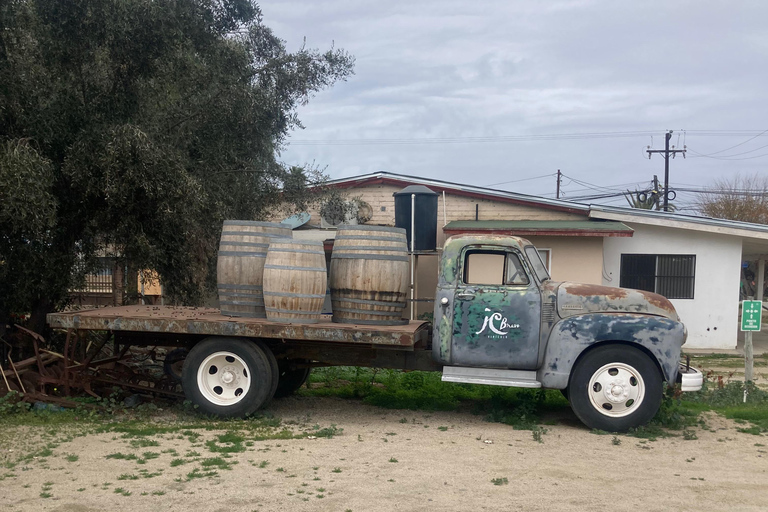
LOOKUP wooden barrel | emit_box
[217,220,292,318]
[330,225,409,325]
[263,239,327,324]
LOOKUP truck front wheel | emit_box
[182,337,276,417]
[568,345,662,432]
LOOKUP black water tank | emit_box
[394,185,438,251]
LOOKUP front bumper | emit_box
[677,363,703,392]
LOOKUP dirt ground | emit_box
[0,396,766,512]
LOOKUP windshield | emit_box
[524,246,550,282]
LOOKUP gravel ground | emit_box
[0,396,766,512]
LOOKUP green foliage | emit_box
[0,0,354,321]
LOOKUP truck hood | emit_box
[553,282,679,322]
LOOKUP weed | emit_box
[389,457,398,463]
[117,474,139,480]
[532,426,548,443]
[130,439,160,448]
[201,457,233,470]
[332,467,342,473]
[612,436,621,446]
[258,460,269,468]
[114,487,132,496]
[683,429,698,440]
[64,454,79,462]
[106,452,138,461]
[437,426,448,431]
[170,458,186,467]
[491,477,509,486]
[152,490,166,496]
[40,492,53,498]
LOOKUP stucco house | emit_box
[290,171,768,350]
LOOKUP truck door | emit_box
[451,247,541,369]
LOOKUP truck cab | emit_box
[433,235,702,431]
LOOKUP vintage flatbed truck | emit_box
[47,234,702,432]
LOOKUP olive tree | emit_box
[0,0,353,334]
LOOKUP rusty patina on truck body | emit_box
[46,234,701,432]
[433,235,700,431]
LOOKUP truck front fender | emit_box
[537,313,684,389]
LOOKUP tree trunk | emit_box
[28,297,53,338]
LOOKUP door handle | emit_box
[456,291,476,299]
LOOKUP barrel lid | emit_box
[223,220,292,228]
[337,225,407,235]
[393,185,438,197]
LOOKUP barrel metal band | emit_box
[219,292,264,299]
[331,297,406,307]
[219,241,270,248]
[263,315,320,324]
[267,248,326,255]
[265,306,323,315]
[331,253,409,262]
[331,245,407,252]
[263,291,326,299]
[223,220,291,228]
[221,231,292,238]
[218,251,268,257]
[263,264,326,271]
[335,235,406,242]
[331,307,401,316]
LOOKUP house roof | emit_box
[443,220,633,237]
[589,205,768,239]
[324,171,589,215]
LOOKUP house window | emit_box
[620,254,696,299]
[537,248,551,273]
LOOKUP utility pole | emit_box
[646,131,686,212]
[556,169,562,199]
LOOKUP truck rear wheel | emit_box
[274,360,311,398]
[567,345,662,432]
[182,337,276,417]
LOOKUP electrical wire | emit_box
[486,173,556,187]
[690,128,768,156]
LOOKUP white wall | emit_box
[602,224,742,349]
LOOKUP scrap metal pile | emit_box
[1,325,185,407]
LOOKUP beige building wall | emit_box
[522,236,604,285]
[280,181,605,319]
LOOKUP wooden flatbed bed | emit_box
[47,306,430,348]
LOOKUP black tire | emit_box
[182,337,275,417]
[164,348,189,383]
[253,339,279,400]
[274,360,311,398]
[567,345,662,432]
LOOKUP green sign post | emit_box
[741,300,762,332]
[741,299,761,391]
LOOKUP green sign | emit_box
[741,300,762,332]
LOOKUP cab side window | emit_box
[464,250,529,286]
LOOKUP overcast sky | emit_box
[260,1,768,212]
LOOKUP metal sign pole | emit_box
[410,193,416,320]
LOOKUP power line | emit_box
[289,129,768,146]
[486,172,556,187]
[692,128,768,157]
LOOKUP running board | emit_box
[441,366,541,388]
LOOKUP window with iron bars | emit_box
[619,254,696,299]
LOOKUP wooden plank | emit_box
[47,306,429,348]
